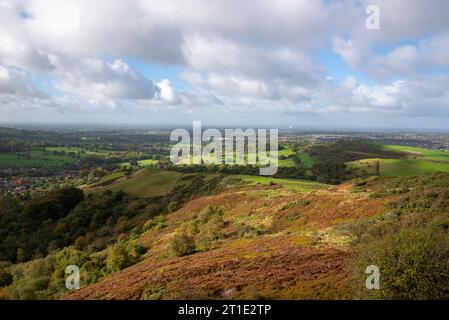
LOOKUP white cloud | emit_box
[51,57,157,100]
[156,79,180,104]
[0,0,449,125]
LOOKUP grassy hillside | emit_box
[298,152,313,168]
[348,144,449,177]
[89,167,182,197]
[349,158,449,176]
[379,144,449,161]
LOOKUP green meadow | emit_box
[349,158,449,176]
[379,144,449,161]
[99,171,126,183]
[0,150,73,167]
[347,143,449,177]
[45,146,110,156]
[177,147,299,168]
[297,152,313,168]
[95,167,182,197]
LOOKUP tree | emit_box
[106,243,134,273]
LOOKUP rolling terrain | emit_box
[2,134,449,300]
[65,173,397,300]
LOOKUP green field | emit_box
[45,147,109,156]
[379,144,449,161]
[278,148,296,157]
[298,152,313,168]
[99,171,126,183]
[138,159,159,166]
[0,150,73,167]
[278,157,296,168]
[347,144,449,177]
[177,147,298,168]
[349,158,449,176]
[235,175,326,192]
[95,167,182,197]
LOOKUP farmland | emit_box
[349,158,449,176]
[0,149,73,167]
[348,143,449,176]
[379,144,449,161]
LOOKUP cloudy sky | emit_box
[1,0,449,129]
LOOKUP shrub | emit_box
[195,214,225,250]
[168,232,196,257]
[354,225,449,299]
[105,243,134,273]
[140,286,165,300]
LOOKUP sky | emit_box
[1,0,449,130]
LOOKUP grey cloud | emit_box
[51,56,158,100]
[0,65,48,98]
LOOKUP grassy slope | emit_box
[380,144,449,161]
[99,171,126,183]
[298,152,313,168]
[349,144,449,176]
[349,158,449,176]
[90,167,182,197]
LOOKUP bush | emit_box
[140,286,165,300]
[195,214,224,250]
[354,226,449,299]
[168,232,196,257]
[105,243,135,273]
